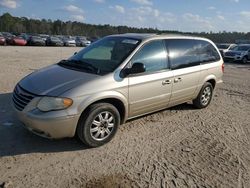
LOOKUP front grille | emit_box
[12,85,37,111]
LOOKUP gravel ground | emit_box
[0,46,250,188]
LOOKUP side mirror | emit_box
[74,52,78,55]
[121,63,146,78]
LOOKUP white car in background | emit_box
[63,36,76,47]
[75,36,91,47]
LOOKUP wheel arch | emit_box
[202,75,217,89]
[206,78,216,88]
[77,92,128,126]
[89,98,126,124]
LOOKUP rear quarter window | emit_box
[198,40,221,63]
[166,39,221,70]
[166,39,200,70]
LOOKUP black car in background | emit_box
[27,36,46,46]
[89,36,100,43]
[46,36,63,46]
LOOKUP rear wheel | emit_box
[193,82,213,109]
[76,103,120,147]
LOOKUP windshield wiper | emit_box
[58,59,100,74]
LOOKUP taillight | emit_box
[222,63,225,73]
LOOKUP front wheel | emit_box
[242,56,248,64]
[193,82,213,109]
[76,103,120,147]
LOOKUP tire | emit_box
[242,56,248,64]
[193,82,213,109]
[76,103,120,147]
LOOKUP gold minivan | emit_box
[13,33,224,147]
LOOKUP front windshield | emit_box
[32,36,42,40]
[78,37,86,40]
[51,37,60,41]
[233,46,250,51]
[59,37,140,75]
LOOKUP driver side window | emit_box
[130,40,168,73]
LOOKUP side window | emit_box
[198,40,221,63]
[130,40,168,73]
[166,39,200,70]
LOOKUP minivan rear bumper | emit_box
[16,110,80,139]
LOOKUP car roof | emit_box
[109,33,209,42]
[217,43,235,45]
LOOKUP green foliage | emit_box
[0,13,249,43]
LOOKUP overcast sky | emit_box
[0,0,250,32]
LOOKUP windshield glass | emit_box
[59,37,140,75]
[78,37,86,40]
[233,45,250,51]
[217,44,230,49]
[51,37,60,41]
[32,36,42,40]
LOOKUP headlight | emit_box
[37,97,73,112]
[241,52,247,56]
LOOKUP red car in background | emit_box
[9,36,27,46]
[0,34,6,45]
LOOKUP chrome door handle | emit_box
[162,80,171,85]
[174,77,182,83]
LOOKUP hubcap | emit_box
[90,111,115,141]
[201,86,211,106]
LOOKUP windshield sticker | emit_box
[122,39,139,44]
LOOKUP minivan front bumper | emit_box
[16,109,80,139]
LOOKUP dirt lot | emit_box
[0,46,250,188]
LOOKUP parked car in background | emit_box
[13,33,224,147]
[89,36,100,43]
[1,32,15,44]
[9,36,27,46]
[0,33,6,45]
[27,36,46,46]
[63,36,76,46]
[39,34,49,42]
[216,43,236,57]
[224,44,250,64]
[19,33,30,41]
[75,36,91,47]
[46,36,64,46]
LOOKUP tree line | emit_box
[0,12,249,43]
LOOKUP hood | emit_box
[19,64,99,96]
[225,50,243,55]
[14,38,25,41]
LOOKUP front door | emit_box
[128,40,173,117]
